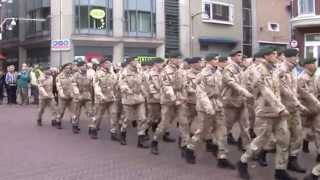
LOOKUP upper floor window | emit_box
[202,0,234,25]
[124,0,156,37]
[74,0,113,35]
[298,0,315,16]
[26,0,50,37]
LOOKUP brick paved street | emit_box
[0,105,316,180]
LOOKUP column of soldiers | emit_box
[36,48,320,180]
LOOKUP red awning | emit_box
[0,53,6,60]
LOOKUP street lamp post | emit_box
[0,17,46,40]
[190,11,207,56]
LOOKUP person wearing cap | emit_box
[178,57,203,160]
[36,66,59,127]
[150,51,184,155]
[70,62,94,134]
[119,57,149,148]
[222,50,252,150]
[144,58,164,137]
[237,47,296,180]
[277,48,307,173]
[297,58,320,163]
[185,54,235,169]
[55,63,74,129]
[88,59,119,140]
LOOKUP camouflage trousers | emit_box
[188,110,228,159]
[224,106,251,148]
[153,104,184,141]
[240,116,290,170]
[89,102,119,133]
[178,104,197,148]
[302,113,320,154]
[38,98,58,121]
[247,99,256,130]
[287,111,303,156]
[57,97,73,122]
[72,99,94,126]
[147,103,161,126]
[122,103,147,135]
[312,163,320,176]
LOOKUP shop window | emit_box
[124,0,156,37]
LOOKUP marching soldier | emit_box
[237,47,296,180]
[56,63,74,129]
[222,50,252,150]
[297,58,320,162]
[89,58,119,140]
[119,57,149,148]
[71,61,94,134]
[184,55,235,169]
[305,164,320,180]
[144,58,164,134]
[278,48,306,173]
[179,57,202,156]
[150,51,185,155]
[37,66,59,126]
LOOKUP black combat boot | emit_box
[249,128,256,139]
[120,132,127,145]
[89,128,98,139]
[143,129,150,141]
[227,133,237,145]
[185,148,196,164]
[304,174,319,180]
[257,150,268,167]
[287,156,306,173]
[131,120,137,128]
[238,137,244,151]
[317,154,320,162]
[217,159,235,170]
[56,121,62,129]
[150,140,159,155]
[37,119,42,126]
[237,161,250,180]
[51,119,57,127]
[110,132,119,141]
[180,146,187,158]
[303,140,310,153]
[151,122,158,133]
[163,132,176,143]
[212,144,218,157]
[206,140,214,152]
[137,135,149,149]
[72,125,80,134]
[274,169,297,180]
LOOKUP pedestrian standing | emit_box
[17,63,30,105]
[5,65,18,104]
[0,67,5,105]
[30,64,43,105]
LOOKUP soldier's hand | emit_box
[59,92,66,99]
[206,109,215,116]
[299,104,309,113]
[243,90,254,99]
[279,109,289,117]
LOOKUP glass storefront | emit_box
[124,0,156,37]
[26,0,51,37]
[74,46,113,62]
[124,47,156,57]
[74,0,113,35]
[305,33,320,67]
[26,48,50,65]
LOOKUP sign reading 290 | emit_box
[51,39,71,51]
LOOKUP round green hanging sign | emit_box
[90,9,106,19]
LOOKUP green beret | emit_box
[187,57,201,64]
[259,47,277,57]
[77,61,86,66]
[284,48,299,58]
[229,50,242,57]
[205,53,219,61]
[218,56,228,62]
[168,51,182,58]
[300,58,316,66]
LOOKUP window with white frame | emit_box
[202,0,234,25]
[298,0,315,16]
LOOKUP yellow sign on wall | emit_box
[90,9,106,19]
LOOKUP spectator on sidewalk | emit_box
[17,63,30,105]
[0,67,5,105]
[5,65,18,104]
[30,64,43,104]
